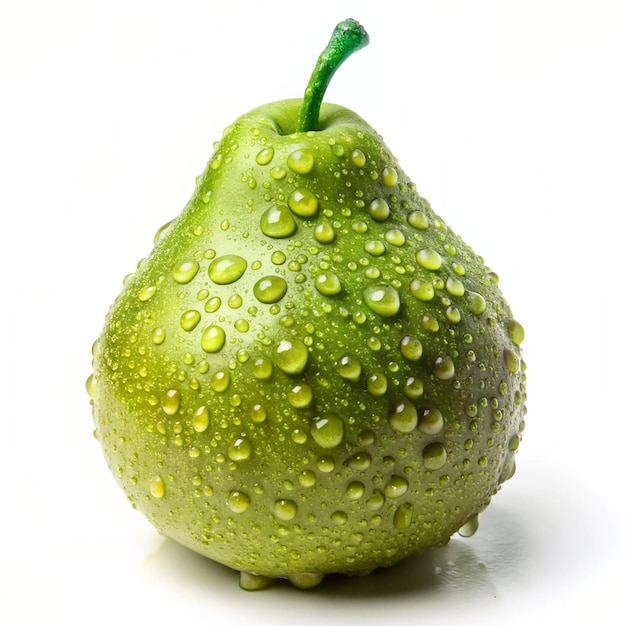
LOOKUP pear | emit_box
[88,19,526,590]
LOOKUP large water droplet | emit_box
[180,310,201,332]
[138,285,157,302]
[367,372,388,396]
[315,271,342,295]
[287,149,315,174]
[228,437,252,461]
[201,325,226,353]
[422,441,448,470]
[407,210,429,229]
[351,149,366,167]
[446,276,465,297]
[171,259,200,285]
[208,255,247,285]
[400,336,422,361]
[369,198,390,221]
[314,221,336,244]
[272,338,309,374]
[418,407,444,435]
[255,146,274,165]
[253,276,288,303]
[434,355,455,380]
[288,383,314,408]
[149,476,165,498]
[504,348,520,373]
[393,502,413,529]
[252,357,273,380]
[409,279,435,301]
[336,354,362,382]
[288,188,319,217]
[416,248,442,270]
[228,490,250,513]
[274,499,298,521]
[161,389,181,416]
[310,414,344,448]
[346,481,365,500]
[389,402,418,433]
[458,514,480,537]
[192,405,210,432]
[260,205,297,238]
[467,291,487,314]
[364,283,401,317]
[381,166,398,186]
[508,319,525,346]
[384,475,408,498]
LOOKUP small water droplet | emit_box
[445,306,461,324]
[364,240,386,257]
[310,414,344,449]
[149,476,165,498]
[458,514,480,537]
[250,403,268,423]
[422,441,448,470]
[161,389,181,416]
[416,248,442,271]
[351,149,366,167]
[260,205,297,238]
[364,283,401,317]
[201,325,226,353]
[274,499,298,521]
[180,310,201,332]
[228,490,250,513]
[210,370,230,392]
[151,327,166,345]
[208,255,247,285]
[192,406,210,432]
[288,188,319,217]
[85,373,97,400]
[287,149,315,174]
[403,376,424,399]
[253,276,288,304]
[299,470,316,487]
[385,229,405,246]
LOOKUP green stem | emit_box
[297,19,369,132]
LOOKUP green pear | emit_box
[88,19,526,590]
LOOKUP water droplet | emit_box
[205,296,221,313]
[171,259,200,285]
[234,319,249,332]
[446,276,465,297]
[384,475,408,498]
[445,306,461,324]
[364,283,401,317]
[503,348,520,373]
[508,319,525,346]
[192,406,210,432]
[416,248,442,271]
[253,276,288,304]
[347,451,372,470]
[255,146,274,165]
[407,210,429,229]
[228,293,243,309]
[403,376,424,399]
[299,469,316,487]
[458,514,480,537]
[153,220,173,244]
[315,271,342,295]
[272,338,309,374]
[409,279,435,301]
[138,285,157,301]
[369,198,390,221]
[389,402,418,433]
[250,403,268,423]
[418,407,444,435]
[228,437,252,461]
[381,166,398,186]
[434,356,455,380]
[351,149,366,167]
[274,499,298,521]
[467,291,487,314]
[310,414,344,449]
[210,370,230,392]
[346,481,365,500]
[367,372,388,396]
[201,325,226,353]
[385,229,406,246]
[208,255,247,285]
[393,502,413,529]
[228,490,250,513]
[151,327,166,345]
[287,149,315,174]
[271,250,287,265]
[288,188,319,217]
[364,240,386,256]
[161,389,181,416]
[260,205,297,238]
[422,441,448,470]
[336,354,362,382]
[180,310,201,332]
[252,357,273,380]
[269,166,287,180]
[314,221,336,244]
[149,476,165,498]
[400,336,423,361]
[366,490,385,511]
[422,315,439,333]
[288,383,314,408]
[317,456,335,472]
[85,373,97,400]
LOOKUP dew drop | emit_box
[314,222,336,244]
[416,248,442,271]
[253,276,288,303]
[228,490,250,513]
[271,250,287,265]
[288,188,319,217]
[393,502,413,529]
[418,407,444,435]
[149,476,165,498]
[310,414,344,449]
[315,271,342,295]
[255,146,274,165]
[445,306,461,324]
[287,149,315,174]
[467,291,487,315]
[272,338,309,374]
[403,376,424,399]
[138,285,157,301]
[210,370,230,392]
[161,389,181,416]
[228,437,252,461]
[346,481,365,500]
[317,456,335,472]
[434,356,455,380]
[389,402,418,433]
[385,229,405,246]
[446,276,465,297]
[180,310,201,332]
[252,357,273,380]
[201,325,226,353]
[269,166,287,180]
[369,198,390,221]
[336,354,362,382]
[364,283,401,317]
[458,514,480,537]
[171,259,200,284]
[504,348,520,373]
[299,470,316,487]
[422,442,448,470]
[384,475,408,498]
[400,336,423,361]
[192,406,210,433]
[409,279,435,301]
[260,205,297,238]
[208,255,247,285]
[85,373,97,400]
[347,451,372,470]
[288,383,314,408]
[364,240,386,256]
[331,510,349,525]
[381,166,398,186]
[407,210,429,229]
[250,403,268,423]
[367,372,388,397]
[351,149,366,167]
[508,319,525,346]
[366,490,385,511]
[152,327,166,345]
[274,499,298,521]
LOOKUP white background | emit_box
[2,0,624,624]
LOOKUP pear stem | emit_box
[297,19,369,133]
